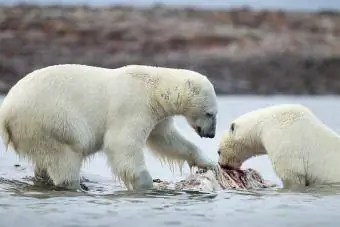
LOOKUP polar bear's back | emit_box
[2,64,146,112]
[9,64,115,98]
[0,64,134,155]
[6,64,109,101]
[259,104,340,148]
[258,104,340,184]
[2,64,115,126]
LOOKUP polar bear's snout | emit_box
[195,125,215,138]
[204,120,216,138]
[192,114,216,138]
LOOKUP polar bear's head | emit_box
[152,66,218,138]
[182,76,218,139]
[217,108,271,169]
[217,104,311,169]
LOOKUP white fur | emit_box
[218,104,340,188]
[0,64,218,191]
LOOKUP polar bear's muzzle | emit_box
[187,113,216,138]
[194,119,216,138]
[202,127,216,138]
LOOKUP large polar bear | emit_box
[217,104,340,188]
[0,64,218,191]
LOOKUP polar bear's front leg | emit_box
[146,118,216,171]
[103,130,153,191]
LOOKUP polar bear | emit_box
[217,104,340,188]
[0,64,218,191]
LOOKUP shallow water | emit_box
[1,95,340,227]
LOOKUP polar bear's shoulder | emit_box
[265,104,310,113]
[245,104,311,119]
[250,104,314,129]
[234,104,315,130]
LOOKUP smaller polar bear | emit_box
[0,64,218,191]
[217,104,340,188]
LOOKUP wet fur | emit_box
[218,104,340,188]
[0,64,217,191]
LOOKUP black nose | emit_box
[207,133,215,138]
[201,131,215,138]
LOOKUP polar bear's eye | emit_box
[205,113,213,118]
[230,123,235,132]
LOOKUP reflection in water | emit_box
[1,96,340,227]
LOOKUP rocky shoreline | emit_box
[0,4,340,94]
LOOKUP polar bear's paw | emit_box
[50,180,83,192]
[132,169,153,191]
[187,151,217,171]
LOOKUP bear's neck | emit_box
[123,65,193,119]
[250,120,269,156]
[259,119,291,157]
[150,70,191,118]
[153,81,188,118]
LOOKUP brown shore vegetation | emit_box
[1,4,340,94]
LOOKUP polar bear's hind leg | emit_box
[34,142,84,191]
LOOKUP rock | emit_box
[0,4,340,94]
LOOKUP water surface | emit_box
[1,95,340,227]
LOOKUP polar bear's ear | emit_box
[230,122,236,133]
